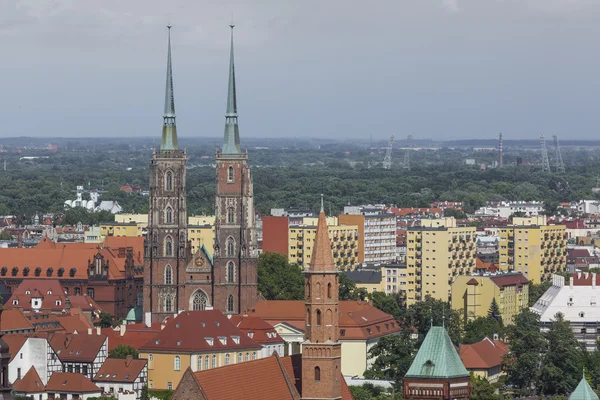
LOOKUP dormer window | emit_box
[12,300,18,305]
[218,336,227,345]
[205,337,214,346]
[248,332,254,339]
[56,300,61,306]
[47,290,52,295]
[231,336,240,344]
[25,290,30,295]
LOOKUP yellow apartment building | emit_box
[498,216,567,283]
[451,273,529,325]
[406,218,477,305]
[138,310,263,390]
[346,264,407,296]
[115,213,149,227]
[288,219,359,270]
[188,225,215,255]
[100,222,143,238]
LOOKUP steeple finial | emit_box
[161,25,178,151]
[222,24,241,154]
[320,194,324,213]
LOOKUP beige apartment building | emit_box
[406,218,477,305]
[498,216,567,283]
[339,210,396,265]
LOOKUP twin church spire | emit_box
[159,25,242,154]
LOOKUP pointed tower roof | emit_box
[569,374,599,400]
[308,210,336,273]
[222,24,242,154]
[405,326,469,379]
[161,25,178,151]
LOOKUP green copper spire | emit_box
[161,25,178,151]
[569,372,599,400]
[222,24,241,154]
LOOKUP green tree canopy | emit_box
[364,333,415,390]
[257,252,304,300]
[463,316,503,345]
[339,272,368,301]
[487,298,503,326]
[470,376,502,400]
[368,292,402,320]
[109,344,138,359]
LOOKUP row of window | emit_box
[164,262,236,285]
[162,292,235,313]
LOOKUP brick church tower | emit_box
[143,26,191,322]
[212,25,259,314]
[301,199,342,400]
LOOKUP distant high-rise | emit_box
[498,132,503,168]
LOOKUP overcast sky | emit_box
[1,0,600,141]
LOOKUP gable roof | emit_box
[345,269,382,284]
[12,366,44,394]
[459,337,509,370]
[6,279,101,313]
[405,326,469,379]
[0,308,34,332]
[49,333,107,362]
[94,357,147,383]
[569,374,599,400]
[228,315,284,345]
[102,323,161,351]
[46,372,101,393]
[139,310,261,353]
[2,334,28,362]
[489,274,528,289]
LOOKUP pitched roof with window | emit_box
[459,337,509,370]
[0,308,34,332]
[46,372,102,394]
[139,310,261,353]
[405,326,469,379]
[12,366,45,394]
[228,315,284,345]
[49,332,107,363]
[94,356,147,383]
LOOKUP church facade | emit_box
[143,26,259,322]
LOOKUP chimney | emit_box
[593,273,597,288]
[64,334,72,348]
[144,312,151,328]
[125,355,133,367]
[87,328,93,335]
[17,231,23,248]
[119,324,126,337]
[96,326,101,335]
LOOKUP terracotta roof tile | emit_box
[309,211,336,272]
[12,366,44,394]
[459,337,509,369]
[139,310,261,353]
[229,316,284,345]
[102,325,160,352]
[94,357,147,383]
[0,309,34,332]
[49,333,107,363]
[489,274,528,289]
[2,334,28,362]
[46,372,101,393]
[6,279,101,313]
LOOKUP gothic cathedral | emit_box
[143,26,258,322]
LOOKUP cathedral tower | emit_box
[301,199,342,400]
[212,25,259,314]
[144,26,190,322]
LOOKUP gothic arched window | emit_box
[327,283,332,298]
[165,295,172,312]
[166,171,173,191]
[197,356,202,371]
[315,366,321,381]
[166,207,173,224]
[316,309,322,326]
[165,237,173,257]
[165,265,172,285]
[174,356,181,371]
[228,166,234,182]
[227,261,235,283]
[192,291,207,311]
[227,207,235,224]
[227,237,235,257]
[227,295,234,313]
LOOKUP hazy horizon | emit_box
[2,0,600,140]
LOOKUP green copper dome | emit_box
[126,306,142,322]
[570,374,599,400]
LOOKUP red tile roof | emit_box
[229,315,284,345]
[247,300,401,340]
[489,274,528,289]
[49,333,107,363]
[2,334,28,362]
[46,372,101,393]
[102,324,161,352]
[94,356,147,383]
[54,314,93,334]
[12,366,44,394]
[459,337,509,370]
[0,309,34,332]
[139,310,262,353]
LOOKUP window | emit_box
[316,309,322,326]
[327,283,332,298]
[83,366,88,375]
[174,356,181,371]
[252,352,256,360]
[166,207,173,224]
[212,355,217,369]
[225,354,230,365]
[227,238,235,257]
[87,288,94,298]
[166,172,173,191]
[227,295,234,313]
[75,365,80,374]
[192,291,207,311]
[74,287,81,295]
[197,356,202,371]
[245,353,249,361]
[167,382,173,390]
[314,366,320,381]
[17,368,21,380]
[227,262,235,283]
[165,265,173,285]
[205,356,209,370]
[165,296,172,313]
[68,365,73,373]
[165,237,173,257]
[227,207,235,224]
[238,353,242,363]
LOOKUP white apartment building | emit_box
[475,201,545,219]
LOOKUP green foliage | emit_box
[62,207,115,226]
[339,272,368,301]
[398,297,462,346]
[487,298,503,325]
[257,252,304,300]
[463,316,503,344]
[528,280,552,307]
[88,397,117,400]
[364,333,415,390]
[148,389,173,400]
[539,313,583,395]
[504,310,546,394]
[0,230,12,240]
[470,375,502,400]
[109,344,138,359]
[348,383,395,400]
[368,292,402,320]
[98,312,117,328]
[140,386,150,400]
[443,208,468,219]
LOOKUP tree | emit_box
[528,280,552,307]
[339,272,367,301]
[257,252,304,300]
[98,312,117,328]
[504,310,546,394]
[487,298,503,325]
[140,386,150,400]
[364,333,415,390]
[348,383,393,400]
[109,344,138,359]
[463,317,503,344]
[369,292,402,319]
[399,297,462,346]
[470,375,502,400]
[539,313,583,395]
